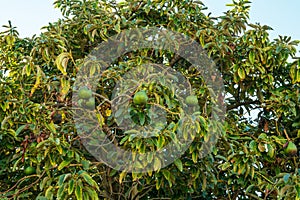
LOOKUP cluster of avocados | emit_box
[132,90,198,107]
[77,87,95,109]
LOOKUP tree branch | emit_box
[226,100,260,111]
[169,54,181,67]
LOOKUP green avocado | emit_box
[24,166,36,175]
[284,142,297,155]
[78,87,93,99]
[133,91,148,105]
[85,97,95,109]
[185,95,198,106]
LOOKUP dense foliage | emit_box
[0,0,299,199]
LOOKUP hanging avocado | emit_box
[284,142,297,155]
[78,87,93,99]
[85,97,95,109]
[133,91,148,105]
[24,166,36,175]
[185,95,198,106]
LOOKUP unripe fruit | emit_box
[185,95,198,106]
[24,166,36,175]
[284,142,297,155]
[78,87,92,99]
[133,91,148,105]
[85,98,95,109]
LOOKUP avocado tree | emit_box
[0,0,299,199]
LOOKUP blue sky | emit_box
[202,0,300,41]
[0,0,61,37]
[0,0,299,55]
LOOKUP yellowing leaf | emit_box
[55,52,70,75]
[60,77,70,98]
[96,113,105,126]
[297,69,300,83]
[119,171,127,183]
[192,152,197,163]
[237,67,246,80]
[30,66,44,96]
[154,157,161,171]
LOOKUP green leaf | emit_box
[237,67,246,80]
[245,184,255,193]
[157,136,165,149]
[81,160,90,170]
[296,185,300,198]
[221,162,231,171]
[75,184,83,200]
[68,179,75,195]
[58,173,71,186]
[80,172,100,191]
[89,64,96,76]
[57,184,65,199]
[249,51,255,64]
[162,169,172,186]
[249,140,257,152]
[83,191,90,200]
[174,159,183,172]
[58,159,72,171]
[199,34,205,47]
[86,187,99,200]
[162,170,171,181]
[251,166,255,179]
[45,186,53,200]
[119,135,129,145]
[109,169,118,177]
[19,105,25,114]
[15,124,27,136]
[267,144,275,158]
[133,161,143,169]
[39,176,50,191]
[147,152,153,163]
[25,64,31,76]
[192,152,197,163]
[36,196,48,200]
[45,121,57,133]
[139,112,145,125]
